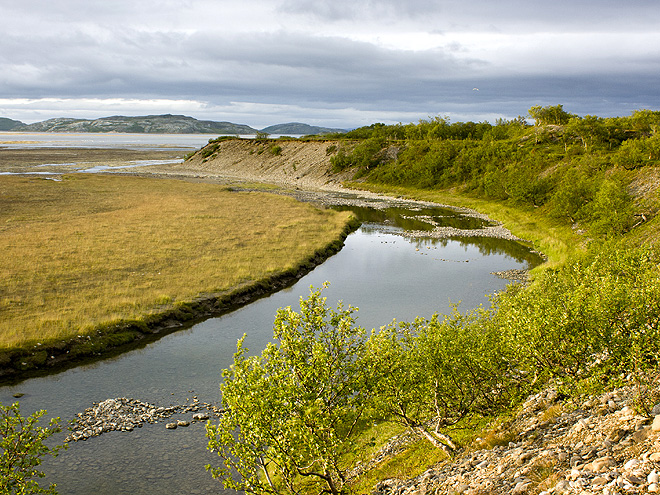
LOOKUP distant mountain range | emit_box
[260,122,346,135]
[0,114,346,135]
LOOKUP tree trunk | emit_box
[413,426,456,456]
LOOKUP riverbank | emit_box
[0,218,357,383]
[0,173,358,383]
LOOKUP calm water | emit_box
[0,132,218,150]
[0,134,542,494]
[0,132,301,150]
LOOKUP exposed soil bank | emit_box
[0,218,360,385]
[143,138,354,190]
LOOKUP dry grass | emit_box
[0,174,352,350]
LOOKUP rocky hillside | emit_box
[15,114,258,134]
[373,378,660,495]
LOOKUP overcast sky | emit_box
[1,0,659,129]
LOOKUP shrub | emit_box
[206,285,374,495]
[494,244,660,386]
[367,307,526,455]
[1,402,66,494]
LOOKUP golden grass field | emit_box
[0,174,352,351]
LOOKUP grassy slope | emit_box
[342,164,660,490]
[0,174,353,353]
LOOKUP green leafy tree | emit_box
[206,284,373,495]
[528,104,575,126]
[367,308,523,455]
[1,402,66,495]
[586,177,635,237]
[566,115,606,151]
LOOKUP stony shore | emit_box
[65,397,223,442]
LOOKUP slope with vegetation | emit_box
[206,105,660,495]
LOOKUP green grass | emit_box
[0,174,353,351]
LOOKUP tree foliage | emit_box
[206,284,374,495]
[1,402,66,495]
[367,308,526,454]
[327,104,660,239]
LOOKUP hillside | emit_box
[14,114,258,134]
[178,108,660,495]
[170,137,354,189]
[0,117,24,131]
[261,122,347,135]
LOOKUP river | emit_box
[0,134,541,494]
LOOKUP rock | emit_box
[649,483,659,493]
[624,473,644,485]
[454,483,469,493]
[652,415,660,432]
[584,456,615,473]
[650,452,660,462]
[632,426,651,442]
[64,396,219,442]
[192,412,209,421]
[619,406,635,418]
[165,423,177,429]
[607,428,627,442]
[511,481,531,495]
[554,480,570,494]
[177,420,190,427]
[624,459,640,471]
[649,470,659,484]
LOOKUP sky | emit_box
[1,0,659,129]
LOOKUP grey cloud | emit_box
[279,0,660,31]
[1,0,659,128]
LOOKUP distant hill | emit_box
[260,123,347,135]
[14,114,258,135]
[0,117,25,131]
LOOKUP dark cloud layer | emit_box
[1,0,659,127]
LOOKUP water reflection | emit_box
[332,204,493,231]
[414,235,542,266]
